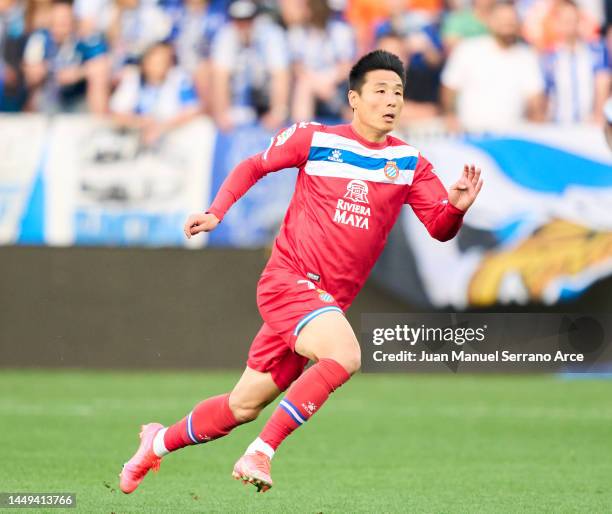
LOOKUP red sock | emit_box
[259,358,350,451]
[163,393,239,452]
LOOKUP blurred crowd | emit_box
[0,0,610,141]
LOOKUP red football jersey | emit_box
[208,123,464,309]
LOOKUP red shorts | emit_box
[246,269,344,391]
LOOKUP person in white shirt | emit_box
[441,1,546,132]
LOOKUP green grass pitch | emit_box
[1,370,611,513]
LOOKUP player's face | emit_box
[350,69,404,134]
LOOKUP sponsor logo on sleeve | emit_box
[274,124,297,146]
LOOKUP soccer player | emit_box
[119,50,482,494]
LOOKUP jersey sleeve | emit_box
[405,154,465,242]
[207,123,318,221]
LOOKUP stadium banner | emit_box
[0,115,47,245]
[1,118,611,307]
[374,124,612,308]
[361,313,612,373]
[43,115,215,247]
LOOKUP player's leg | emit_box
[234,310,358,492]
[119,367,281,494]
[160,366,281,452]
[228,367,283,422]
[257,310,358,451]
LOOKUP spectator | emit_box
[0,0,24,37]
[289,0,355,122]
[441,0,495,52]
[211,0,290,131]
[344,0,388,53]
[542,0,610,123]
[23,0,110,114]
[277,0,308,29]
[110,41,201,147]
[375,1,444,120]
[169,0,224,71]
[0,0,27,111]
[408,0,444,19]
[346,0,443,53]
[106,0,172,78]
[441,2,546,132]
[73,0,111,37]
[522,0,601,51]
[25,0,53,33]
[375,28,406,53]
[167,0,225,110]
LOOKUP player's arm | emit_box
[185,123,316,238]
[405,155,482,242]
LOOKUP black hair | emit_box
[349,50,405,93]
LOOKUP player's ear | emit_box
[348,89,359,110]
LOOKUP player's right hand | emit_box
[184,212,220,238]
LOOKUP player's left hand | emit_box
[448,164,483,212]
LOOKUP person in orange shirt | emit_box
[346,0,443,52]
[345,0,388,52]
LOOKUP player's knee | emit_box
[296,312,362,374]
[230,403,261,423]
[228,395,263,424]
[338,349,361,375]
[330,338,362,375]
[323,346,361,375]
[233,406,261,424]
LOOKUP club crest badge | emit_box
[317,289,334,303]
[383,161,399,181]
